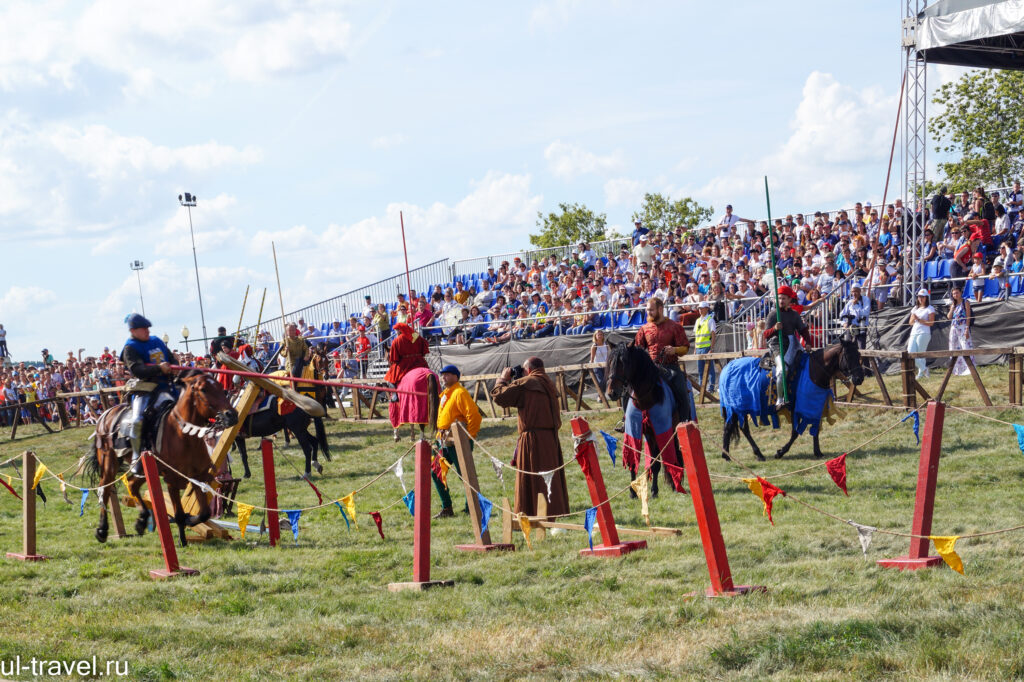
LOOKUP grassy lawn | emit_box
[0,365,1022,680]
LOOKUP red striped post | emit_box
[6,451,48,562]
[261,439,280,548]
[877,400,945,570]
[676,423,765,597]
[141,452,198,580]
[388,439,453,591]
[571,417,646,557]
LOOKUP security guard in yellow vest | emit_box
[693,301,717,392]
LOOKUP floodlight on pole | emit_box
[178,192,208,345]
[129,259,145,316]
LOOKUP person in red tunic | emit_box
[384,323,429,388]
[633,297,692,421]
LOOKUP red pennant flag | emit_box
[430,454,443,480]
[0,477,22,501]
[304,477,324,506]
[757,476,786,525]
[825,454,848,496]
[370,511,385,540]
[575,449,591,478]
[663,462,687,494]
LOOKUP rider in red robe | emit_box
[384,323,429,388]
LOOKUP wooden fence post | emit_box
[140,452,199,579]
[6,452,48,562]
[453,423,513,552]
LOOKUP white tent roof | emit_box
[918,0,1024,69]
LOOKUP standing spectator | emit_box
[930,188,952,234]
[947,285,972,376]
[693,301,717,392]
[969,252,987,302]
[839,284,871,349]
[906,290,936,379]
[0,324,7,358]
[431,364,481,518]
[354,327,371,377]
[590,330,608,394]
[490,357,569,519]
[631,220,649,246]
[1007,179,1022,227]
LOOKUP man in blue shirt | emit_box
[631,220,649,246]
[119,313,175,474]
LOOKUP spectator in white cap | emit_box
[632,233,655,269]
[632,219,649,246]
[906,289,936,379]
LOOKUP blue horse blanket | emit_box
[718,354,832,436]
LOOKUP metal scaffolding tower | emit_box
[902,0,927,304]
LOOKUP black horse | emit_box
[233,396,331,478]
[605,342,694,497]
[720,337,864,461]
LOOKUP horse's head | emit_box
[605,342,626,402]
[836,334,864,386]
[179,370,239,429]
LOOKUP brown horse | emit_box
[86,371,238,547]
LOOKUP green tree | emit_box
[929,69,1024,190]
[529,202,608,248]
[630,192,713,232]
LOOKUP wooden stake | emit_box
[232,285,250,350]
[272,241,286,326]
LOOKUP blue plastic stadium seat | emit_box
[618,311,631,327]
[962,280,973,299]
[629,310,645,326]
[982,279,1001,298]
[924,261,938,280]
[1013,275,1024,296]
[937,259,951,279]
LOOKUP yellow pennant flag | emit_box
[930,535,965,575]
[743,478,766,516]
[518,514,533,550]
[438,457,451,488]
[630,474,650,526]
[120,473,137,501]
[32,463,48,490]
[58,473,66,493]
[236,503,254,540]
[340,494,358,529]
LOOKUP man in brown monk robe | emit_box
[491,356,570,517]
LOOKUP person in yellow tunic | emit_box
[432,364,482,518]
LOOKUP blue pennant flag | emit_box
[402,490,415,516]
[901,410,921,445]
[79,489,89,517]
[1015,424,1024,456]
[334,501,351,530]
[599,430,618,466]
[583,507,597,551]
[285,510,301,545]
[477,492,493,538]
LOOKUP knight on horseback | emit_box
[761,285,813,410]
[119,313,177,476]
[634,297,693,423]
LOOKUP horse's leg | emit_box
[95,448,112,543]
[128,475,150,536]
[775,423,800,459]
[313,417,331,461]
[235,438,251,479]
[812,430,823,459]
[722,417,734,461]
[628,466,638,498]
[739,420,766,462]
[166,484,189,548]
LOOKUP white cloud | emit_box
[529,0,584,31]
[220,11,352,82]
[603,177,646,207]
[371,134,407,150]
[0,286,57,316]
[544,140,623,180]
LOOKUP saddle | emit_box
[111,399,175,457]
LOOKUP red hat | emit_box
[777,285,797,300]
[973,252,984,259]
[358,325,366,331]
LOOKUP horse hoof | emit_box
[135,520,147,536]
[95,528,108,543]
[314,462,323,475]
[755,453,766,462]
[243,470,251,479]
[774,451,785,459]
[721,453,730,461]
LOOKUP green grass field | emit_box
[1,366,1023,681]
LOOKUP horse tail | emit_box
[426,373,440,439]
[314,417,331,461]
[82,431,101,486]
[723,411,741,447]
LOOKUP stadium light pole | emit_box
[178,192,208,345]
[129,259,145,316]
[182,326,190,354]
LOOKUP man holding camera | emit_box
[491,357,569,518]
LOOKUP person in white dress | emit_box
[906,289,936,379]
[946,285,972,376]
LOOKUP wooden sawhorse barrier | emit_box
[676,423,766,597]
[877,400,945,570]
[452,423,513,552]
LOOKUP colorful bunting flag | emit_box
[1014,424,1024,456]
[58,473,71,504]
[304,477,323,506]
[394,456,405,488]
[663,462,686,493]
[574,449,591,478]
[583,507,597,551]
[848,521,875,557]
[0,475,21,501]
[539,470,554,502]
[120,473,137,501]
[489,456,504,484]
[930,535,964,574]
[744,477,786,525]
[599,430,618,466]
[518,513,533,550]
[630,474,650,526]
[370,511,384,539]
[826,454,848,495]
[437,457,451,488]
[402,490,415,516]
[236,503,254,539]
[901,410,920,444]
[334,500,351,530]
[477,493,493,538]
[31,463,48,491]
[79,489,90,517]
[340,493,357,529]
[285,510,301,544]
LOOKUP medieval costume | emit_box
[491,368,569,517]
[384,323,429,386]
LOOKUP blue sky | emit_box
[0,1,961,359]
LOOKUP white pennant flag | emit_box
[394,456,406,493]
[849,521,876,558]
[540,470,554,502]
[490,456,504,484]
